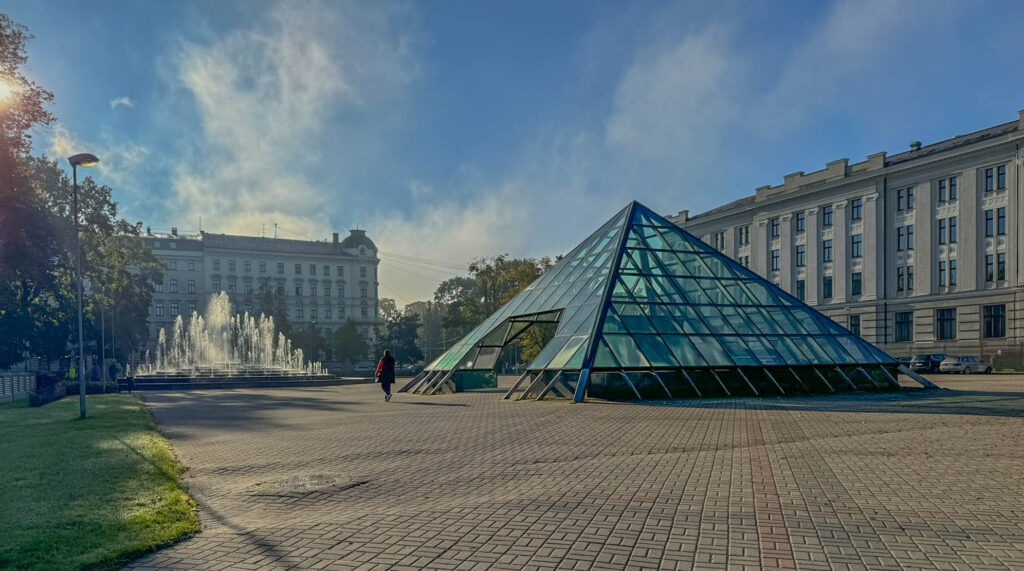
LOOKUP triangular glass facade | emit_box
[405,201,898,401]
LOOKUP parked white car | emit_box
[939,356,993,374]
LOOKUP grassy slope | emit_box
[0,394,199,570]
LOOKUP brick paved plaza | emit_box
[130,375,1024,570]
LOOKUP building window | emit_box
[907,265,914,292]
[295,284,303,296]
[170,302,179,316]
[895,312,913,342]
[938,219,947,244]
[243,281,251,294]
[985,167,994,191]
[258,282,266,294]
[361,306,368,318]
[950,259,958,286]
[710,231,726,251]
[938,261,946,287]
[155,282,163,293]
[998,207,1006,235]
[187,279,196,293]
[188,302,197,314]
[897,227,905,251]
[212,278,220,291]
[795,279,806,301]
[360,266,367,278]
[311,308,318,319]
[998,252,1006,281]
[984,305,1006,338]
[213,259,221,271]
[310,284,317,297]
[851,199,862,220]
[822,205,833,227]
[897,189,906,211]
[259,261,267,273]
[771,249,780,271]
[243,260,251,272]
[736,225,750,245]
[340,285,345,297]
[155,303,164,317]
[938,179,946,202]
[740,255,750,267]
[907,225,914,250]
[325,308,332,319]
[997,165,1006,189]
[295,263,302,274]
[795,245,806,267]
[986,210,995,237]
[168,259,177,270]
[897,267,905,292]
[228,260,235,272]
[324,286,331,297]
[227,281,236,293]
[296,307,304,319]
[169,279,178,293]
[323,265,330,276]
[936,308,957,340]
[770,217,780,238]
[277,262,284,274]
[849,315,861,336]
[187,260,195,272]
[337,265,344,276]
[851,272,862,296]
[851,234,862,258]
[339,304,345,317]
[949,176,957,200]
[795,212,805,233]
[310,264,317,276]
[822,276,833,299]
[950,216,957,243]
[907,187,915,209]
[360,287,368,298]
[822,239,833,262]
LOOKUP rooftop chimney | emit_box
[1019,109,1024,129]
[146,226,152,235]
[676,209,690,223]
[909,141,922,151]
[171,227,178,236]
[333,232,339,244]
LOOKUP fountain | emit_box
[131,293,346,390]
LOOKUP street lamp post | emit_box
[68,153,100,419]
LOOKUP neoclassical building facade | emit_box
[142,228,382,351]
[673,111,1024,367]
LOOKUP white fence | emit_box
[0,373,36,403]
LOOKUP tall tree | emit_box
[332,319,368,364]
[373,298,423,364]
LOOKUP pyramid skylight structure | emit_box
[403,201,899,401]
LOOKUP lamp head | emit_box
[68,153,100,168]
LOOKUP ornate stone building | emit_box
[674,111,1024,367]
[143,229,382,352]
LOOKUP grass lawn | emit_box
[0,394,199,570]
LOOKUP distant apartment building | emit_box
[673,111,1024,367]
[143,228,382,353]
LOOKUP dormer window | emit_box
[359,246,366,256]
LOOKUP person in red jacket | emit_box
[375,349,396,402]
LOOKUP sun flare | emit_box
[0,79,13,102]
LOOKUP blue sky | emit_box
[8,0,1024,303]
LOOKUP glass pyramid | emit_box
[405,201,898,401]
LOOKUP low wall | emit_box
[0,373,36,403]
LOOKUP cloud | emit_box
[605,25,743,163]
[109,96,133,109]
[48,124,150,190]
[171,0,416,238]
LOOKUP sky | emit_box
[8,0,1024,305]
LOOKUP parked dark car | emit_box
[910,354,946,374]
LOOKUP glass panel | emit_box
[603,334,651,367]
[647,304,685,334]
[815,335,856,364]
[564,342,588,369]
[669,305,711,334]
[697,280,735,305]
[696,305,735,334]
[835,336,871,363]
[633,334,679,367]
[742,336,784,365]
[690,336,733,366]
[673,278,713,304]
[548,334,590,369]
[530,335,571,369]
[743,307,781,334]
[661,335,708,367]
[768,307,807,334]
[593,337,620,368]
[743,280,782,305]
[720,306,756,334]
[788,307,827,334]
[696,255,737,278]
[475,347,502,369]
[614,303,654,333]
[601,305,629,334]
[722,281,756,305]
[768,336,807,364]
[720,337,760,366]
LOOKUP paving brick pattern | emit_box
[129,376,1024,570]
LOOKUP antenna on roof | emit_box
[262,223,265,238]
[274,223,278,239]
[199,216,202,232]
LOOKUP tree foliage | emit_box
[373,298,423,364]
[332,319,369,364]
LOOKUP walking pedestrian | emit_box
[375,349,396,402]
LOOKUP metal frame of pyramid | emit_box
[401,201,900,402]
